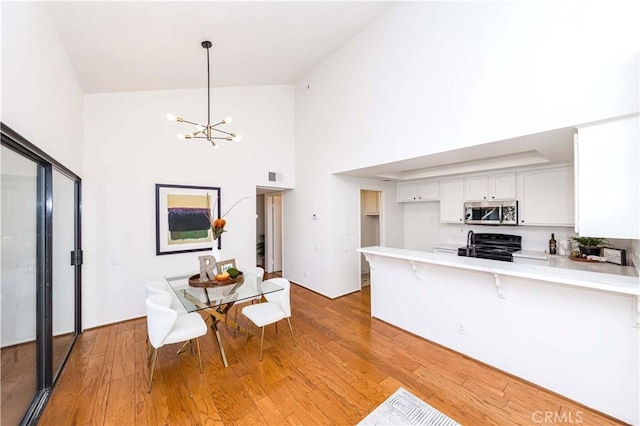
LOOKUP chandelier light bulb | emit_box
[176,134,185,139]
[166,113,177,122]
[231,134,242,142]
[223,116,233,124]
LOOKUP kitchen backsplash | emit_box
[403,201,633,254]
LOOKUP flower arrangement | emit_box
[205,194,250,240]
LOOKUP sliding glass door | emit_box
[1,125,82,425]
[0,146,39,425]
[51,169,79,379]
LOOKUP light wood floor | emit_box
[38,284,623,425]
[2,333,75,425]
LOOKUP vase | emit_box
[211,242,221,275]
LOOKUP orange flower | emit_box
[205,195,249,240]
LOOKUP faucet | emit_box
[466,230,476,257]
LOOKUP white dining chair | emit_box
[146,293,207,392]
[146,280,187,315]
[242,277,296,361]
[232,266,265,323]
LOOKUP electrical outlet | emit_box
[456,322,465,335]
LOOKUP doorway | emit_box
[359,190,382,288]
[256,188,284,274]
[1,124,82,425]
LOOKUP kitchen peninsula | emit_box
[358,246,640,425]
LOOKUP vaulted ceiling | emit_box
[47,1,395,93]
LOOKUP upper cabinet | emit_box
[439,178,464,223]
[575,115,639,239]
[464,172,516,201]
[363,190,380,216]
[397,180,439,202]
[517,166,574,227]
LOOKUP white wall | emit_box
[82,85,294,328]
[284,173,403,298]
[290,1,639,298]
[1,1,84,174]
[1,2,83,344]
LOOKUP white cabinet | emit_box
[575,115,639,239]
[465,172,516,201]
[439,178,464,223]
[397,180,438,202]
[517,166,574,227]
[363,191,380,215]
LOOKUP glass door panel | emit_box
[1,145,39,425]
[51,169,76,380]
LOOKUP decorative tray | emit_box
[568,255,599,263]
[188,272,244,288]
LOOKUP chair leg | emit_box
[286,318,296,347]
[147,340,153,362]
[148,348,158,393]
[195,338,203,373]
[176,339,191,355]
[245,318,251,343]
[275,321,278,333]
[259,327,265,361]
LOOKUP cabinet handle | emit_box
[491,196,495,199]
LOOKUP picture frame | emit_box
[602,247,627,266]
[155,183,221,255]
[216,258,237,273]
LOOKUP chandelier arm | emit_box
[211,128,234,136]
[192,136,229,140]
[179,118,202,127]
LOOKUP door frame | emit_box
[265,193,283,273]
[358,188,384,289]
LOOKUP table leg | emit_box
[211,320,228,368]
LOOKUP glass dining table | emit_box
[164,271,283,367]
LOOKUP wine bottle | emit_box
[549,233,557,255]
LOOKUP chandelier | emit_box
[166,41,241,148]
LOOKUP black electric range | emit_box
[457,233,522,262]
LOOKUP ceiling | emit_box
[337,126,577,181]
[46,1,395,93]
[45,1,575,180]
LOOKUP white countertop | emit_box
[432,243,460,251]
[513,250,638,277]
[359,246,640,297]
[513,250,549,260]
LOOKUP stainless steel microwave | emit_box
[464,200,518,225]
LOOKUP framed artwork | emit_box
[155,184,221,255]
[216,258,237,273]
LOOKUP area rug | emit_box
[358,387,460,426]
